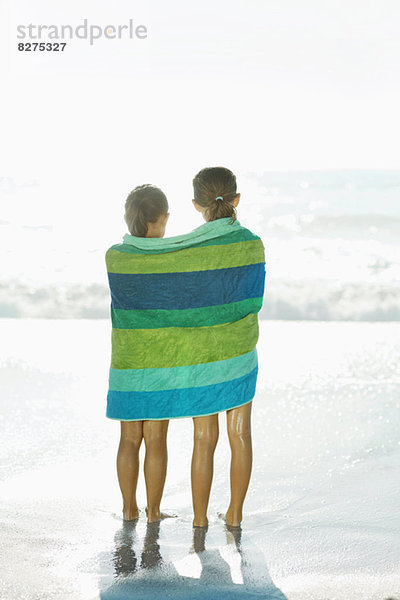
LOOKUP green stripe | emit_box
[108,228,259,256]
[109,349,257,391]
[111,298,263,329]
[106,239,264,274]
[111,313,259,369]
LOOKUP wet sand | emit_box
[0,319,399,599]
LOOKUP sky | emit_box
[1,0,400,244]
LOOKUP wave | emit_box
[260,280,400,321]
[0,281,109,319]
[2,280,400,321]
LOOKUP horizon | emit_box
[1,168,399,321]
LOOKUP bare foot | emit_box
[217,511,242,528]
[217,511,226,523]
[145,508,177,523]
[123,509,139,521]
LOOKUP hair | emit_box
[192,166,238,222]
[124,184,168,237]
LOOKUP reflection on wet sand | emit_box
[113,520,163,577]
[112,520,138,577]
[100,521,288,599]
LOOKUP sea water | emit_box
[0,318,399,599]
[242,170,400,322]
[1,169,400,321]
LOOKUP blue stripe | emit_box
[108,263,265,311]
[106,367,258,420]
[108,350,258,392]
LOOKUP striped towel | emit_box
[105,217,265,420]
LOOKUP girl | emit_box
[107,184,170,522]
[190,166,265,528]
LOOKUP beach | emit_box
[0,318,399,599]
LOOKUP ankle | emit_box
[123,506,139,521]
[193,515,208,528]
[146,507,161,523]
[225,507,242,527]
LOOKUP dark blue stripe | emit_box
[108,263,265,311]
[107,367,258,420]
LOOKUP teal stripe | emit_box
[107,369,257,421]
[122,217,242,250]
[109,229,259,256]
[111,298,263,329]
[109,349,258,392]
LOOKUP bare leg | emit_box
[117,421,143,521]
[143,420,169,523]
[225,402,252,527]
[191,414,219,527]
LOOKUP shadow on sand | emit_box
[99,520,288,599]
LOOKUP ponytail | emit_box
[193,167,238,222]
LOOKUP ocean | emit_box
[1,318,399,599]
[1,169,400,321]
[242,170,400,321]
